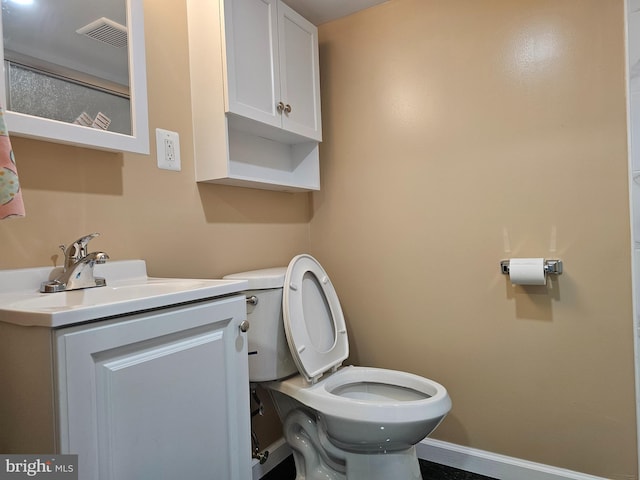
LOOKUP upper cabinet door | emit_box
[223,0,321,142]
[278,2,322,141]
[224,0,281,128]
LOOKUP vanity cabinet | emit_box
[0,295,251,480]
[187,0,321,192]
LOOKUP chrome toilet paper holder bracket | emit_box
[500,259,563,275]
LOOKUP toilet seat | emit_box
[270,366,451,424]
[283,254,349,383]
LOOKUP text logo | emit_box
[0,455,77,480]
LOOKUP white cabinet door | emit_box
[55,296,250,480]
[278,2,321,141]
[224,0,281,128]
[224,0,321,141]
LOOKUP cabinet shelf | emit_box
[226,126,319,191]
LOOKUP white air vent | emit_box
[76,17,128,49]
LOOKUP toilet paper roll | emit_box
[508,258,546,285]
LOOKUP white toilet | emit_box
[225,254,451,480]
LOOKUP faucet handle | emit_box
[64,233,101,268]
[73,232,100,248]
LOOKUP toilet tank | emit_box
[223,267,297,382]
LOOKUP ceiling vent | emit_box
[76,17,128,49]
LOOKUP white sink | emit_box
[0,260,248,327]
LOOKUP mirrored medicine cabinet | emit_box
[0,0,149,153]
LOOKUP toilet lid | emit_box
[283,254,349,383]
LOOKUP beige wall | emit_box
[0,0,311,277]
[0,0,637,478]
[312,0,637,478]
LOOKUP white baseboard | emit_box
[253,436,610,480]
[252,437,292,480]
[417,438,610,480]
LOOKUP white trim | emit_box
[624,1,640,476]
[417,438,610,480]
[252,437,292,480]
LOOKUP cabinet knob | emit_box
[276,102,292,114]
[239,320,250,333]
[246,295,258,306]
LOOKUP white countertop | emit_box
[0,260,248,328]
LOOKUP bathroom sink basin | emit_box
[0,260,248,327]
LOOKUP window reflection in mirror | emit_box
[1,0,132,135]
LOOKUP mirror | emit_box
[0,0,149,154]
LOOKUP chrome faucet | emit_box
[40,233,110,293]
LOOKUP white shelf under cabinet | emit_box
[226,127,320,192]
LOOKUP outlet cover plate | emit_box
[156,128,181,171]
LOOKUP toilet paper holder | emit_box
[500,259,563,275]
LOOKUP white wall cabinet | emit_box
[188,0,322,192]
[0,295,251,480]
[225,0,321,141]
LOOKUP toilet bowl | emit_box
[224,254,451,480]
[270,365,450,453]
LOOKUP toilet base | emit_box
[341,448,422,480]
[282,406,422,480]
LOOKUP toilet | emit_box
[225,254,451,480]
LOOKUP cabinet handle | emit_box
[239,320,250,333]
[284,104,292,114]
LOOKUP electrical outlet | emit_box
[156,128,181,171]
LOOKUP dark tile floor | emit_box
[262,455,498,480]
